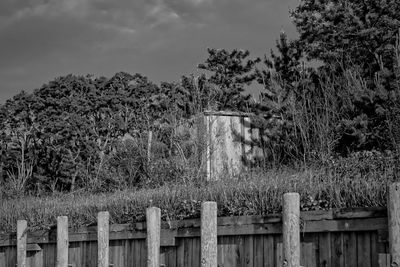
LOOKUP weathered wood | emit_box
[343,232,357,267]
[389,182,400,266]
[161,207,387,229]
[282,193,300,267]
[301,242,316,267]
[177,238,185,267]
[0,217,389,251]
[331,233,343,267]
[192,238,200,267]
[371,232,379,266]
[17,220,27,267]
[263,235,274,267]
[253,235,263,267]
[146,207,161,267]
[184,237,191,266]
[57,216,68,267]
[201,201,217,267]
[205,113,244,180]
[276,242,283,267]
[147,130,153,163]
[203,110,255,117]
[0,207,390,247]
[319,233,331,267]
[26,243,41,252]
[378,253,390,267]
[357,232,371,267]
[3,205,396,267]
[97,211,109,267]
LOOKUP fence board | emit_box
[140,239,147,267]
[183,238,191,267]
[371,232,378,267]
[357,232,372,267]
[217,242,224,266]
[343,232,357,267]
[166,246,177,267]
[301,243,316,267]
[263,235,274,267]
[237,236,246,266]
[319,233,331,267]
[378,253,390,267]
[276,242,283,267]
[331,233,344,267]
[253,235,263,267]
[176,239,184,267]
[244,235,254,267]
[192,238,200,267]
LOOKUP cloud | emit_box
[146,0,181,28]
[0,0,187,34]
[0,0,300,104]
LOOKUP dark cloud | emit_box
[0,0,299,102]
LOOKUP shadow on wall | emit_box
[198,111,270,180]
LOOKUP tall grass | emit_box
[0,160,391,233]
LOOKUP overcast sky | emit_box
[0,0,299,103]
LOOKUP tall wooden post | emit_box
[146,207,161,267]
[201,201,217,267]
[57,216,68,267]
[17,220,27,267]
[147,130,153,164]
[98,211,110,267]
[282,193,300,267]
[389,183,400,266]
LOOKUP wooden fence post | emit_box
[201,201,217,267]
[17,220,27,267]
[147,130,153,164]
[146,207,161,267]
[389,182,400,266]
[98,211,110,267]
[282,193,300,267]
[57,216,68,267]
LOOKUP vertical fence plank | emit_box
[193,238,200,267]
[282,193,300,267]
[17,220,27,267]
[177,239,185,267]
[331,233,343,267]
[253,235,263,267]
[146,207,161,267]
[263,235,274,267]
[389,182,400,266]
[98,211,109,267]
[57,216,68,267]
[201,201,217,267]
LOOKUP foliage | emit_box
[0,72,169,193]
[198,48,260,111]
[2,0,400,197]
[249,16,400,167]
[291,0,400,76]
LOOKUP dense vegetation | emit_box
[0,0,399,231]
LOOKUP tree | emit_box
[198,48,260,111]
[291,0,400,76]
[0,72,165,193]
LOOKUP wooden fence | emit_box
[3,185,400,267]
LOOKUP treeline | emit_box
[1,0,400,196]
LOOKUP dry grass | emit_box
[0,163,391,233]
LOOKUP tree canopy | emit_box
[291,0,400,75]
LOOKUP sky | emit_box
[0,0,299,103]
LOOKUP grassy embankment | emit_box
[0,155,391,233]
